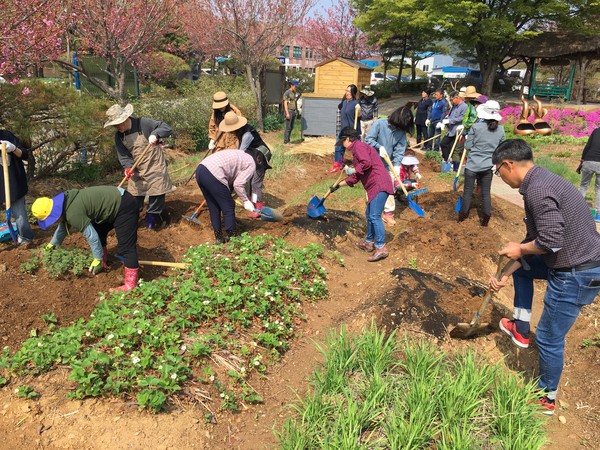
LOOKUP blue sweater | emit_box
[365,118,407,168]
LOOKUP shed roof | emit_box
[511,32,600,58]
[315,57,372,70]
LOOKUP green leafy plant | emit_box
[581,333,600,348]
[408,258,418,270]
[32,246,92,278]
[15,385,39,400]
[424,150,442,163]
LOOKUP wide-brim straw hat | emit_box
[361,86,374,96]
[104,103,133,128]
[212,91,230,109]
[476,100,503,121]
[463,85,482,99]
[219,111,247,132]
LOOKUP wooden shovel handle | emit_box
[118,142,153,188]
[447,132,461,161]
[322,169,347,200]
[1,143,10,212]
[139,260,189,269]
[412,133,441,148]
[353,105,360,130]
[381,151,409,197]
[454,147,468,184]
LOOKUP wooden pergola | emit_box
[511,32,600,103]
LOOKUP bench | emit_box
[530,84,569,99]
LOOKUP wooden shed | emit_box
[301,58,373,136]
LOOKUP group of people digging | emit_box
[2,85,600,418]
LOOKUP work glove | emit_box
[88,258,103,275]
[329,185,340,194]
[393,166,401,178]
[378,146,387,157]
[344,166,355,176]
[435,122,445,131]
[148,134,158,145]
[44,243,55,251]
[456,124,465,133]
[208,139,215,150]
[0,140,16,153]
[243,200,255,212]
[415,173,423,180]
[442,119,449,125]
[576,160,583,174]
[425,119,431,127]
[124,168,134,180]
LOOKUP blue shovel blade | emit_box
[307,195,326,219]
[455,196,462,213]
[441,161,451,173]
[408,198,425,217]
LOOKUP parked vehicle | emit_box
[371,72,396,85]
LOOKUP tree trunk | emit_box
[576,57,588,104]
[245,63,264,131]
[480,61,498,96]
[396,35,407,89]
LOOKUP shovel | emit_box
[307,169,346,219]
[411,133,441,149]
[453,148,468,213]
[234,199,284,222]
[381,152,425,217]
[1,142,18,242]
[182,200,206,226]
[118,142,153,188]
[450,255,509,339]
[441,132,461,174]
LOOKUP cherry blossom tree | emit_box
[54,0,182,101]
[300,0,377,61]
[189,0,313,130]
[0,0,64,79]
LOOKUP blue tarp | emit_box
[358,59,379,69]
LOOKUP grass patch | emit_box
[2,235,328,413]
[535,155,581,185]
[277,322,549,449]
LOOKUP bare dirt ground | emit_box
[0,133,598,449]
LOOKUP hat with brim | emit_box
[463,85,482,99]
[336,127,359,147]
[219,111,247,132]
[32,192,65,230]
[361,86,374,96]
[401,155,420,166]
[104,104,133,128]
[212,91,230,109]
[476,100,502,121]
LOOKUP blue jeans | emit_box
[334,130,345,163]
[365,191,388,248]
[11,195,34,242]
[512,255,600,398]
[428,120,441,151]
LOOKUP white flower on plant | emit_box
[107,334,114,340]
[264,291,272,297]
[137,330,142,335]
[240,367,246,373]
[37,342,43,347]
[203,300,210,305]
[158,365,163,370]
[209,375,215,382]
[251,341,257,347]
[253,360,260,366]
[220,392,225,398]
[170,373,177,380]
[132,356,141,364]
[85,331,91,337]
[180,344,187,351]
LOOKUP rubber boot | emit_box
[457,212,469,222]
[214,229,226,244]
[146,213,159,230]
[480,214,491,227]
[109,267,139,293]
[159,210,171,227]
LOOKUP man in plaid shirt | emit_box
[489,139,600,416]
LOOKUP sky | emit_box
[310,0,336,16]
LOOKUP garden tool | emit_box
[411,133,441,149]
[453,148,468,213]
[353,104,360,130]
[114,255,189,269]
[182,200,206,226]
[234,199,283,222]
[1,142,18,242]
[381,152,425,217]
[118,142,153,188]
[450,255,510,339]
[180,131,224,186]
[441,132,461,173]
[307,169,346,219]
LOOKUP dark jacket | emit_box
[359,95,378,121]
[0,130,29,204]
[582,128,600,162]
[415,98,433,126]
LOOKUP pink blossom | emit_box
[22,87,30,95]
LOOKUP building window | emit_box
[305,48,309,59]
[281,46,289,57]
[293,46,302,58]
[310,50,313,59]
[423,64,429,72]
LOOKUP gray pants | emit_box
[579,160,600,210]
[284,110,296,144]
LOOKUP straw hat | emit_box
[476,100,502,121]
[212,91,230,109]
[360,86,375,96]
[463,85,482,99]
[104,104,133,128]
[218,111,247,132]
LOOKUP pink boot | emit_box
[109,267,139,293]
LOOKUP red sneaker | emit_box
[327,161,343,174]
[499,318,530,349]
[382,212,396,226]
[254,201,265,211]
[247,211,261,219]
[536,395,555,416]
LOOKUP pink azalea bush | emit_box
[500,105,600,138]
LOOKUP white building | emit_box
[416,54,453,74]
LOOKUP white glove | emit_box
[456,124,465,133]
[425,119,431,127]
[1,141,16,153]
[442,119,449,125]
[415,173,423,180]
[355,104,361,110]
[393,166,401,177]
[243,200,255,212]
[435,122,443,130]
[208,139,215,150]
[344,166,355,176]
[378,146,387,157]
[148,134,158,145]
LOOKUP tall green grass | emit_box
[277,322,550,449]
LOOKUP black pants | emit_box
[416,124,429,145]
[92,191,139,268]
[196,165,236,233]
[459,168,493,216]
[440,134,454,161]
[284,110,296,144]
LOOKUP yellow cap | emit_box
[32,197,53,221]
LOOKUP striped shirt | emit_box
[344,140,394,202]
[520,166,600,268]
[200,150,255,202]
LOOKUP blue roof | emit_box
[416,52,435,58]
[441,66,470,73]
[358,59,379,68]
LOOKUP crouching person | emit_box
[32,186,140,292]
